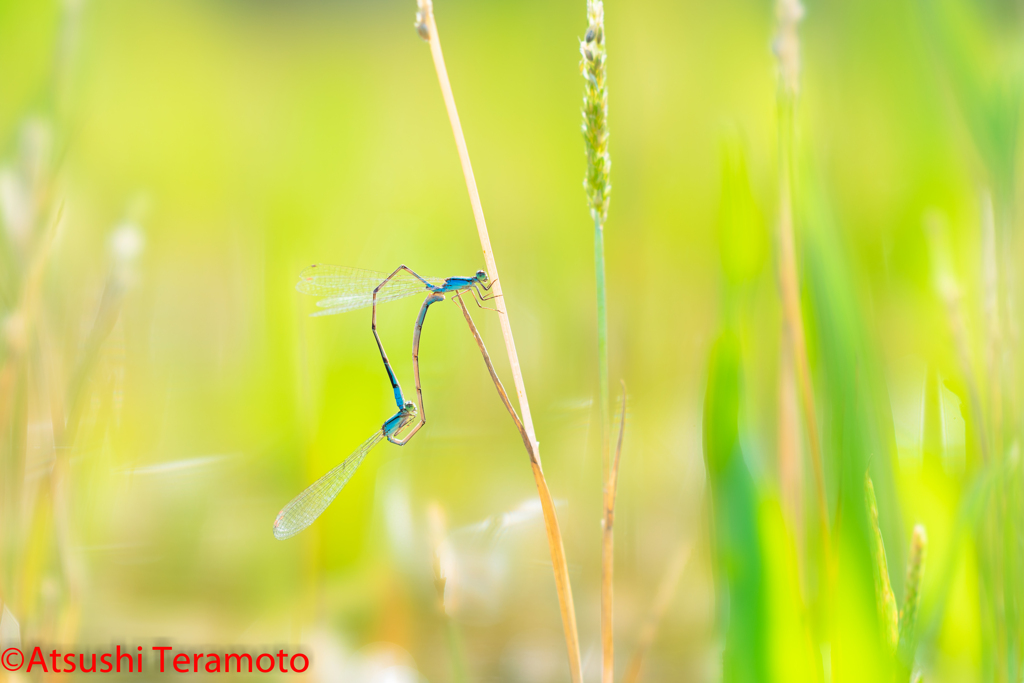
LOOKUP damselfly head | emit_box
[403,400,418,416]
[475,270,488,283]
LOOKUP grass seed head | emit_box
[899,525,928,649]
[865,473,900,652]
[581,0,611,224]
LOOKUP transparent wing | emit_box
[273,430,385,540]
[296,264,445,316]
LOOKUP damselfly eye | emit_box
[476,270,487,281]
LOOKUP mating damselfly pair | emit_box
[272,264,498,540]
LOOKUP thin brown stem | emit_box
[779,136,829,546]
[775,0,830,564]
[418,1,581,675]
[602,382,626,683]
[416,0,536,443]
[778,328,802,549]
[454,293,582,681]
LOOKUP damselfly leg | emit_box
[386,292,444,444]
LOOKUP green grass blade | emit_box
[703,330,770,683]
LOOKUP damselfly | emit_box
[296,264,497,318]
[277,265,499,539]
[273,401,418,540]
[298,263,498,438]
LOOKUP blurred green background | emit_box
[0,0,1020,680]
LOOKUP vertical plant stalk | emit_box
[0,186,61,627]
[774,0,830,558]
[924,211,995,677]
[413,0,536,442]
[580,5,616,680]
[778,330,802,541]
[979,193,1012,675]
[622,539,693,683]
[865,474,899,652]
[896,525,927,682]
[581,0,612,459]
[411,26,584,669]
[427,503,469,683]
[921,366,945,463]
[980,191,1002,460]
[11,203,63,351]
[48,264,126,642]
[454,293,583,683]
[601,382,626,683]
[924,214,990,463]
[945,290,989,462]
[455,292,581,678]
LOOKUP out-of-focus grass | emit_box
[702,330,770,682]
[0,0,1019,680]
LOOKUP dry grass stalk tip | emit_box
[413,1,582,675]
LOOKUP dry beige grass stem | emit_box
[416,2,582,679]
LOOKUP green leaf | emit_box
[703,330,770,683]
